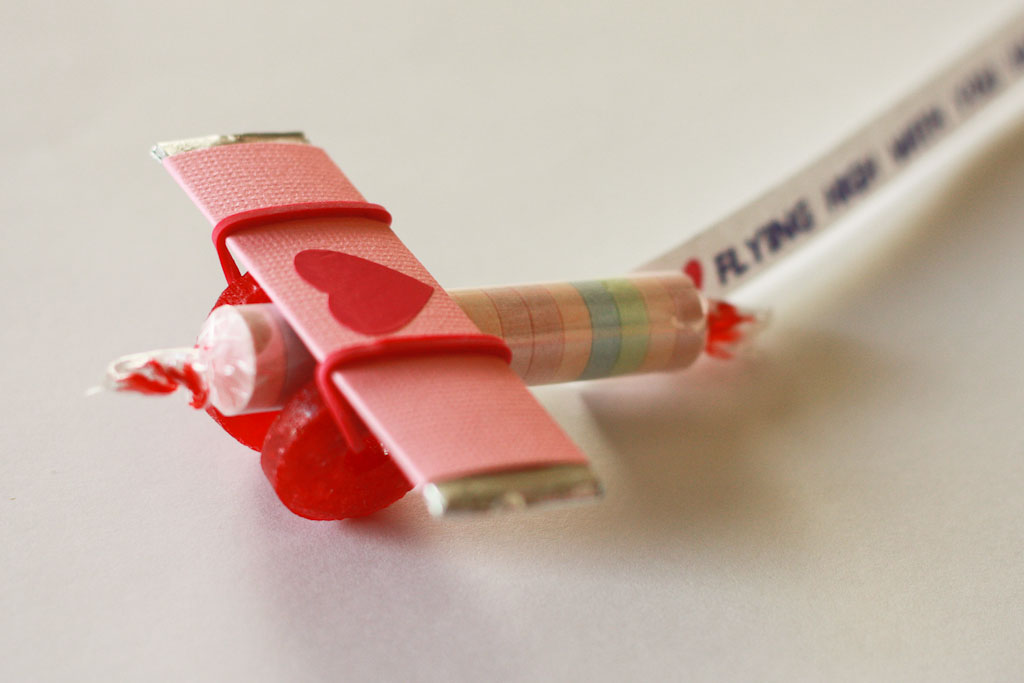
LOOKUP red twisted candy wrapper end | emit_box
[107,354,209,410]
[705,300,763,360]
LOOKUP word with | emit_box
[891,107,946,163]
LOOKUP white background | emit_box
[3,1,1023,680]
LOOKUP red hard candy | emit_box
[261,380,412,519]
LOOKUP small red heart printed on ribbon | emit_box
[683,259,703,290]
[294,249,434,335]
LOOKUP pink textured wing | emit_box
[164,143,367,222]
[164,143,588,484]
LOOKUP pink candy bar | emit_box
[160,136,590,486]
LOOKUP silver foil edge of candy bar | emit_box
[422,465,603,517]
[150,132,309,160]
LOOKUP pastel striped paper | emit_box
[451,273,707,385]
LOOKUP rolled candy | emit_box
[195,304,315,415]
[457,274,708,384]
[195,271,708,415]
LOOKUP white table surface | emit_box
[3,1,1023,680]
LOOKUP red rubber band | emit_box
[315,334,513,449]
[212,201,392,283]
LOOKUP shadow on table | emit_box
[561,113,1024,560]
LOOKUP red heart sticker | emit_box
[294,249,434,335]
[683,259,703,290]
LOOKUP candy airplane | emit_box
[107,132,747,520]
